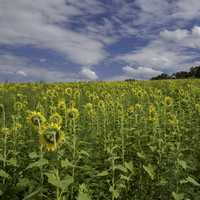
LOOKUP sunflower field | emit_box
[0,80,200,200]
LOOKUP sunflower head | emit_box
[73,89,80,99]
[127,105,135,117]
[164,96,173,107]
[97,100,105,109]
[57,100,66,110]
[148,105,157,121]
[49,113,63,126]
[14,101,23,112]
[67,107,79,119]
[65,87,72,96]
[27,111,46,129]
[39,123,64,151]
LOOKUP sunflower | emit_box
[27,111,46,129]
[66,107,79,119]
[14,101,23,112]
[49,113,63,126]
[164,96,173,107]
[148,105,158,122]
[127,105,135,117]
[65,87,72,96]
[39,123,64,151]
[57,100,66,110]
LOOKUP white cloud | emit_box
[122,66,162,79]
[16,70,27,77]
[172,0,200,20]
[192,26,200,37]
[160,29,189,41]
[160,26,200,48]
[0,54,81,82]
[80,67,98,80]
[0,0,107,65]
[117,25,200,76]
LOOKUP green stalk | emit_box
[2,105,7,185]
[71,117,77,199]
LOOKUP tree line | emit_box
[151,65,200,80]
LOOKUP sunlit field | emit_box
[0,80,200,200]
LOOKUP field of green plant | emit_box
[0,80,200,200]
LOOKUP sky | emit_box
[0,0,200,82]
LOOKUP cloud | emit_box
[172,0,200,20]
[192,26,200,37]
[0,0,107,65]
[122,66,162,79]
[160,29,189,41]
[0,54,80,82]
[160,26,200,48]
[117,25,200,77]
[80,67,98,80]
[16,70,27,77]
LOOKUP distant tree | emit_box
[190,66,200,78]
[174,71,190,79]
[151,73,171,80]
[125,79,136,82]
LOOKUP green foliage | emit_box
[0,80,200,199]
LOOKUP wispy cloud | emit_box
[0,54,80,82]
[0,0,107,65]
[0,0,199,81]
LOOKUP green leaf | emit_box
[17,178,31,188]
[45,172,73,191]
[7,158,17,167]
[143,164,155,180]
[177,159,187,170]
[186,176,200,186]
[120,174,130,181]
[137,152,146,160]
[0,169,10,179]
[29,152,39,159]
[45,172,62,189]
[61,175,74,191]
[79,150,89,157]
[125,161,134,173]
[61,158,73,168]
[77,184,91,200]
[22,188,41,200]
[26,158,48,170]
[109,186,119,199]
[113,189,119,199]
[0,154,4,162]
[158,177,168,186]
[172,192,184,200]
[114,165,127,173]
[97,170,109,177]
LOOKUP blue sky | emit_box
[0,0,200,82]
